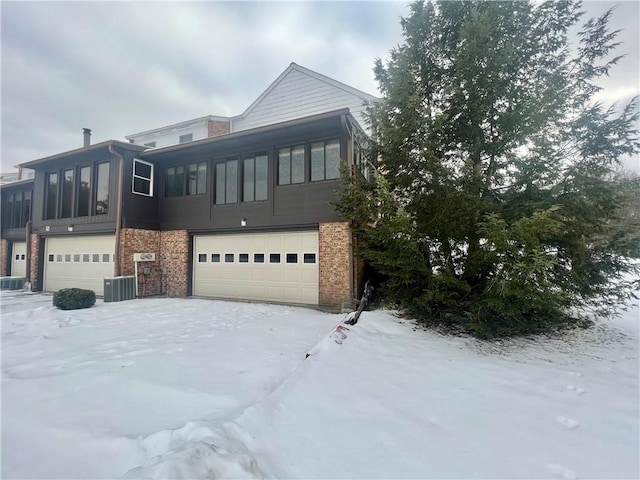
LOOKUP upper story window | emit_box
[94,162,110,215]
[278,145,305,185]
[215,159,238,205]
[311,139,341,181]
[132,158,154,197]
[42,162,110,221]
[44,172,58,220]
[60,169,74,218]
[2,191,30,229]
[243,154,268,202]
[187,163,207,195]
[165,162,206,197]
[77,166,91,217]
[179,133,193,144]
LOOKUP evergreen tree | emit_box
[337,0,640,338]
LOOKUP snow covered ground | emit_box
[1,290,638,479]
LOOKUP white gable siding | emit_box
[232,69,373,134]
[128,121,210,148]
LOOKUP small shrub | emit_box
[53,288,96,310]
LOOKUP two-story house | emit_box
[0,63,375,310]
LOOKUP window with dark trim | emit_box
[198,253,207,262]
[45,172,58,220]
[61,169,74,218]
[269,253,281,263]
[278,145,305,185]
[215,160,238,204]
[239,253,249,263]
[211,253,220,262]
[179,133,193,144]
[303,253,316,264]
[187,163,207,195]
[133,158,154,197]
[254,253,264,263]
[243,154,268,202]
[311,139,341,181]
[165,166,185,197]
[225,253,234,263]
[2,191,30,229]
[95,162,110,215]
[77,166,91,217]
[21,191,31,227]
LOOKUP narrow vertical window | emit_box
[21,191,31,226]
[311,139,341,181]
[45,172,58,220]
[60,169,74,218]
[6,194,14,228]
[77,166,91,217]
[165,166,185,197]
[187,162,207,195]
[12,192,22,228]
[215,160,238,204]
[244,154,268,202]
[95,162,110,215]
[278,145,305,185]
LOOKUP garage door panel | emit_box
[194,231,319,304]
[44,235,115,296]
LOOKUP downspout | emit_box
[108,144,125,277]
[25,220,32,286]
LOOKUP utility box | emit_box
[0,277,26,290]
[103,276,136,302]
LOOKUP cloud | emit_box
[1,1,637,173]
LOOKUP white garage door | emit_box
[194,231,319,305]
[11,242,27,277]
[44,235,115,295]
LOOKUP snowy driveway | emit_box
[1,292,340,478]
[2,290,639,479]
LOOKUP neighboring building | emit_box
[0,63,376,309]
[0,179,33,278]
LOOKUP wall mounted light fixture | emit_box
[241,218,247,227]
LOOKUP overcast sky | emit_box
[1,1,638,173]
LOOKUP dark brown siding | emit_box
[152,117,349,232]
[121,150,160,230]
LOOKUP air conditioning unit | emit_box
[133,252,156,262]
[103,276,136,302]
[0,277,26,290]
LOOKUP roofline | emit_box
[18,140,148,169]
[125,114,231,140]
[231,62,379,122]
[0,177,35,189]
[142,108,353,158]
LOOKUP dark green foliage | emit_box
[53,288,96,310]
[337,0,640,338]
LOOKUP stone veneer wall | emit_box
[0,238,8,277]
[29,234,39,290]
[160,230,189,297]
[208,120,230,138]
[319,222,353,309]
[119,228,162,296]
